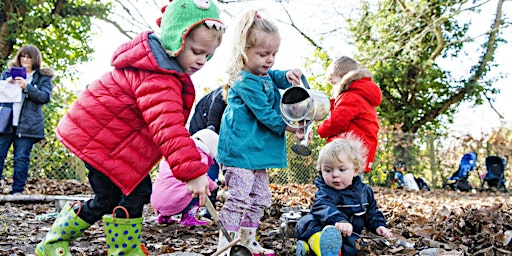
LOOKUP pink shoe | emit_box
[180,205,208,227]
[156,214,179,224]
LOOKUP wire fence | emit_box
[1,126,510,191]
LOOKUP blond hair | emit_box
[316,133,368,174]
[222,8,280,99]
[327,56,359,81]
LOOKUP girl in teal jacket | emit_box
[215,8,304,256]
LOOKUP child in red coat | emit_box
[36,0,225,255]
[317,56,382,173]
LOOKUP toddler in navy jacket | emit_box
[295,133,392,256]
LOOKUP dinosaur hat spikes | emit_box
[157,0,225,57]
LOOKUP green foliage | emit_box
[0,0,111,80]
[0,0,110,181]
[348,0,505,135]
[32,83,81,179]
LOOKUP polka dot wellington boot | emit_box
[35,202,91,256]
[102,206,149,256]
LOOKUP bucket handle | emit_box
[112,205,130,219]
[70,201,82,216]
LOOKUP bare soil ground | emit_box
[0,178,511,255]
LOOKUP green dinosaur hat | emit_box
[158,0,225,57]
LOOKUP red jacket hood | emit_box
[345,78,382,107]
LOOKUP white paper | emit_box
[0,80,22,103]
[403,173,420,191]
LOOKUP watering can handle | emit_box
[300,75,310,89]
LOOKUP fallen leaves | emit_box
[0,178,511,255]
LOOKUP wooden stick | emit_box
[211,237,242,256]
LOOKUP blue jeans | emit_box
[77,163,152,225]
[0,130,37,194]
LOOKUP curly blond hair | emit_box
[316,133,368,174]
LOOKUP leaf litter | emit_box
[0,178,510,255]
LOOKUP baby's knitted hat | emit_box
[157,0,225,57]
[192,128,219,158]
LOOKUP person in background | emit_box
[295,134,393,256]
[392,162,406,189]
[151,129,219,226]
[0,44,53,195]
[189,85,226,135]
[317,56,382,173]
[214,8,304,256]
[35,0,225,255]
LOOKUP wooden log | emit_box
[0,194,92,204]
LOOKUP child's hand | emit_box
[335,222,353,237]
[185,175,211,206]
[286,69,303,85]
[376,226,393,239]
[285,126,305,140]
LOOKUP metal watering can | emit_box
[279,206,309,238]
[280,76,330,156]
[280,76,330,128]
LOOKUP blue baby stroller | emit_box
[444,152,477,191]
[480,156,508,192]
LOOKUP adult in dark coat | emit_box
[0,44,53,194]
[189,86,226,135]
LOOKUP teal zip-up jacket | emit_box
[217,69,292,169]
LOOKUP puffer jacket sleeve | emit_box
[133,72,208,182]
[317,92,361,139]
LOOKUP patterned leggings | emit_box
[219,166,272,231]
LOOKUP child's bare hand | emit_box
[295,130,305,140]
[285,126,305,140]
[286,69,303,85]
[185,175,210,206]
[376,226,393,239]
[335,222,353,237]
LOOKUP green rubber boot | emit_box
[35,202,91,256]
[103,206,149,256]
